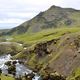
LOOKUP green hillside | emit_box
[13,27,80,45]
[11,27,80,79]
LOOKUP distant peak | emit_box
[49,5,80,11]
[49,5,61,9]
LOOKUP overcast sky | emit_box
[0,0,80,29]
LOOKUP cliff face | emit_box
[49,34,80,76]
[30,33,80,76]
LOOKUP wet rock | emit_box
[0,68,2,75]
[8,65,16,75]
[18,60,24,64]
[24,72,35,80]
[5,61,11,66]
[41,72,66,80]
[12,61,17,65]
[15,76,22,80]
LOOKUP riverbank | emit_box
[0,74,14,80]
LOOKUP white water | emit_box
[0,54,11,68]
[0,54,40,80]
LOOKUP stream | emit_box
[0,54,40,80]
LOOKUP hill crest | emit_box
[4,5,80,35]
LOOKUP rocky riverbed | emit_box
[0,54,40,80]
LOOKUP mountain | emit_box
[5,5,80,35]
[0,29,9,34]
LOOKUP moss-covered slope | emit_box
[11,27,80,79]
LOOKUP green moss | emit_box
[0,74,14,80]
[13,52,27,59]
[67,68,80,80]
[27,53,37,68]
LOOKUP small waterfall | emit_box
[0,54,40,80]
[0,54,11,68]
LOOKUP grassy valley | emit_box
[12,27,80,45]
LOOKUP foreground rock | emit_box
[0,42,23,56]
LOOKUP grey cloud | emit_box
[0,0,80,29]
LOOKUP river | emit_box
[0,54,40,80]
